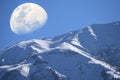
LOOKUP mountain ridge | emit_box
[0,21,120,80]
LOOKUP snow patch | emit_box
[87,26,97,39]
[20,65,30,77]
[30,46,42,53]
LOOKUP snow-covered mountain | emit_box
[0,22,120,80]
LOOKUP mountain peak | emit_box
[0,22,120,80]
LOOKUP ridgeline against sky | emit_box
[0,0,120,50]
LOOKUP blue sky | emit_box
[0,0,120,50]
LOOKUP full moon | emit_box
[10,3,48,34]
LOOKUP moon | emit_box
[10,3,48,35]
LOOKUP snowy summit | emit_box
[0,22,120,80]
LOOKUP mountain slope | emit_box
[0,22,120,80]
